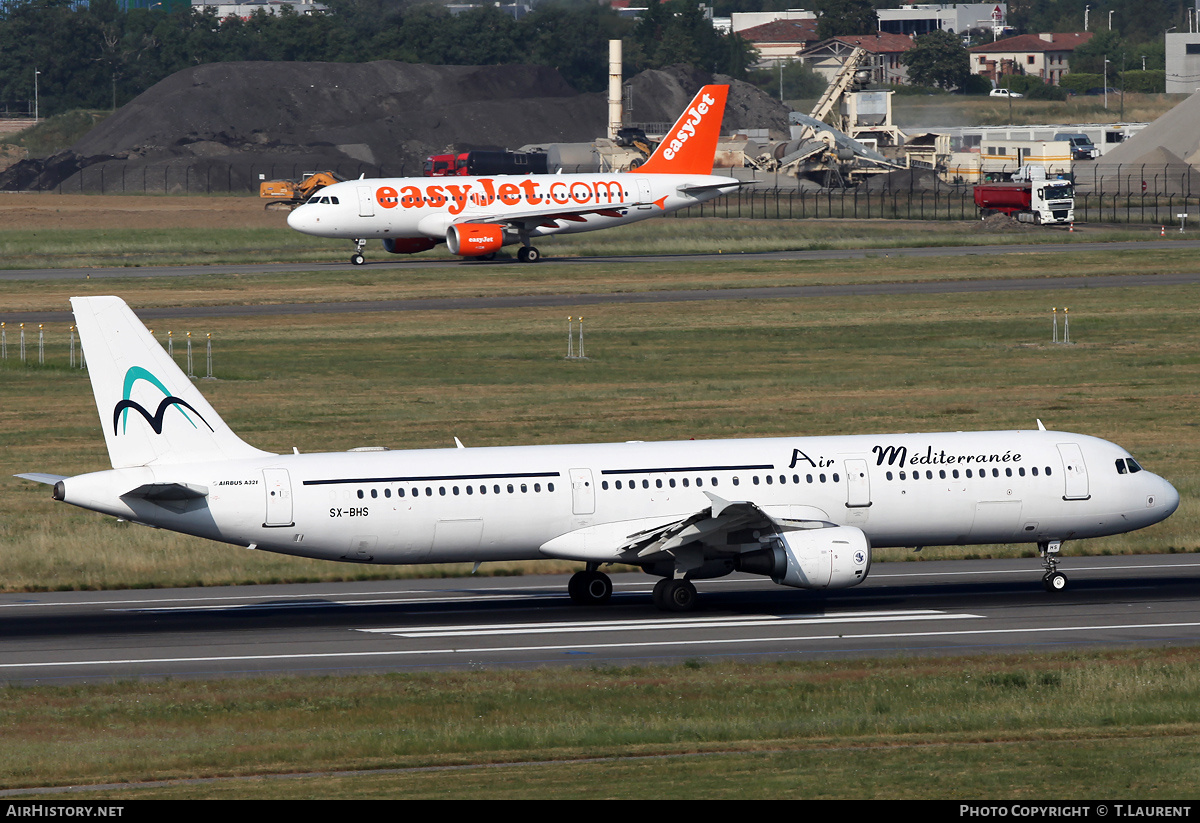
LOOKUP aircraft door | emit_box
[844,459,871,526]
[635,178,654,209]
[262,468,294,527]
[357,186,375,217]
[844,459,871,507]
[569,468,595,515]
[1057,443,1090,500]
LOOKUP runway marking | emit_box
[358,609,977,638]
[10,619,1200,671]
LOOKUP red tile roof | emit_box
[830,32,918,54]
[968,32,1093,53]
[737,19,820,44]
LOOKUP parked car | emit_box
[990,88,1023,98]
[1054,132,1100,160]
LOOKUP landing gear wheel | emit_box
[1043,571,1068,592]
[517,246,541,263]
[351,253,365,266]
[1039,539,1065,593]
[657,579,697,612]
[568,570,612,605]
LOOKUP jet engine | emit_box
[447,223,505,256]
[738,525,870,590]
[383,237,438,255]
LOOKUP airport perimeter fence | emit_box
[42,160,1200,227]
[675,187,1200,226]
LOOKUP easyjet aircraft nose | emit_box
[286,203,314,234]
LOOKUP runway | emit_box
[5,555,1200,683]
[4,270,1200,326]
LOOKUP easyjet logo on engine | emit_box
[374,178,629,216]
[662,93,717,161]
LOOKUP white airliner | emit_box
[285,85,741,265]
[16,297,1180,610]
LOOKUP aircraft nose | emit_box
[1156,476,1181,518]
[286,206,309,233]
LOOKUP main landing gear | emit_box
[1040,539,1068,592]
[517,245,541,263]
[568,566,613,605]
[351,238,366,266]
[652,578,697,612]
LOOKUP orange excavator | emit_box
[259,171,343,210]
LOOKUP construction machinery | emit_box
[259,171,343,210]
[751,47,905,186]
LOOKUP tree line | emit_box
[0,0,756,117]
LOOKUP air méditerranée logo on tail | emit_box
[113,366,213,435]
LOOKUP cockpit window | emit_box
[1116,458,1143,475]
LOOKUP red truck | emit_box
[973,179,1074,224]
[423,151,549,177]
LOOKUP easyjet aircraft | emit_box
[17,297,1180,610]
[286,85,740,264]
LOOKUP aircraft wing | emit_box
[539,492,831,564]
[461,201,646,231]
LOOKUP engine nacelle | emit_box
[739,526,870,590]
[383,237,438,255]
[447,223,505,256]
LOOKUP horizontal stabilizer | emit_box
[14,473,68,486]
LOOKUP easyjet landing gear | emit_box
[1040,539,1067,592]
[517,245,541,263]
[652,577,697,612]
[568,566,612,605]
[350,239,366,266]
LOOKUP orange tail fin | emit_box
[634,85,728,175]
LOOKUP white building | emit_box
[877,4,1008,38]
[190,0,326,15]
[1165,32,1200,94]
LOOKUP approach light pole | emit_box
[1085,4,1091,31]
[1104,57,1109,109]
[33,68,39,123]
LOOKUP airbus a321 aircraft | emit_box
[17,297,1180,610]
[285,85,741,264]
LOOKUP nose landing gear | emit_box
[1040,539,1067,592]
[351,239,366,266]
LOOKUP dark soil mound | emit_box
[626,65,790,136]
[0,61,787,193]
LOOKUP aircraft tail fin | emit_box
[71,296,273,469]
[635,84,729,176]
